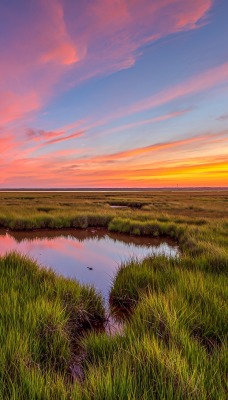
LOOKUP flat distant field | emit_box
[0,190,227,399]
[0,189,227,222]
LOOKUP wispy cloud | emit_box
[45,130,84,145]
[100,109,191,137]
[26,128,65,140]
[0,0,213,127]
[2,0,227,188]
[116,62,228,119]
[70,62,228,135]
[26,128,85,149]
[77,131,228,165]
[0,0,81,127]
[67,0,213,83]
[217,113,228,121]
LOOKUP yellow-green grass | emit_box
[0,190,227,399]
[82,270,227,399]
[0,253,105,399]
[81,255,227,399]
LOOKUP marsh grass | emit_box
[0,190,227,399]
[81,257,227,399]
[0,252,105,399]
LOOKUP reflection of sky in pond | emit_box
[0,229,178,299]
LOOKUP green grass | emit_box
[0,253,105,399]
[0,190,227,399]
[81,257,227,399]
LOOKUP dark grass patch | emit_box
[37,207,56,213]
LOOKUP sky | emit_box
[0,0,228,188]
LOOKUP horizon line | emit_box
[0,187,227,191]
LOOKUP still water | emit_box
[0,228,178,299]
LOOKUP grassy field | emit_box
[0,190,227,399]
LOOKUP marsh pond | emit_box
[0,228,178,300]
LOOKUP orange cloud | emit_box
[77,131,228,165]
[1,151,227,188]
[64,155,228,188]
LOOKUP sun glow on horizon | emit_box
[0,0,228,188]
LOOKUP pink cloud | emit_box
[100,109,191,137]
[0,135,15,153]
[2,0,225,190]
[26,129,65,140]
[0,91,40,125]
[2,130,226,187]
[2,149,227,188]
[26,128,84,147]
[217,113,228,121]
[117,62,228,119]
[0,0,81,127]
[174,1,212,30]
[6,51,226,136]
[37,0,79,66]
[74,131,228,165]
[65,0,213,82]
[66,61,228,135]
[0,0,213,129]
[45,130,85,145]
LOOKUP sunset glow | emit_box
[1,0,228,188]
